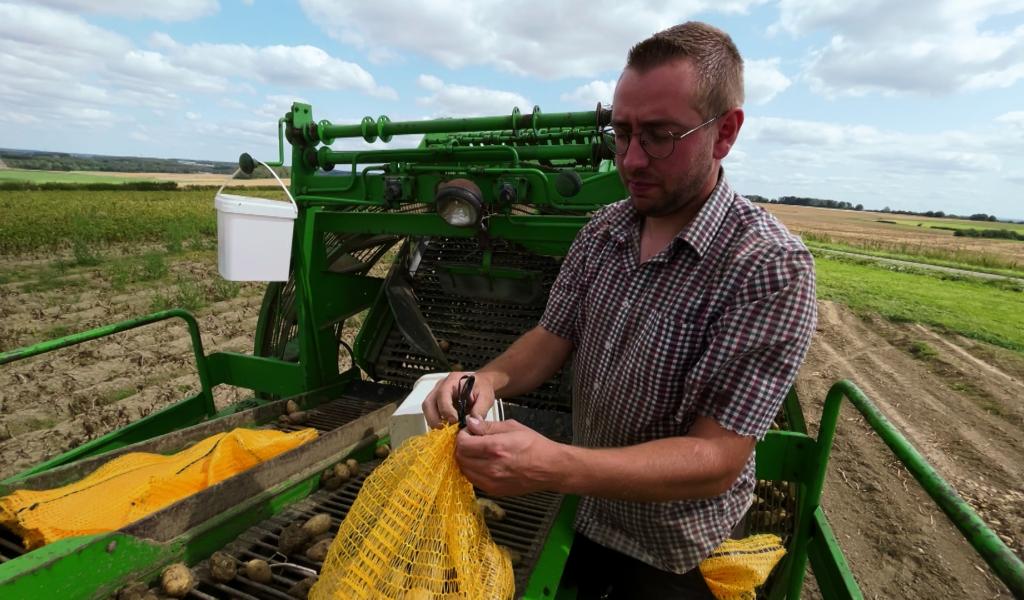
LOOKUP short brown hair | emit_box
[626,22,744,118]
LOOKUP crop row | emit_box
[0,189,281,254]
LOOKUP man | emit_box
[423,21,817,599]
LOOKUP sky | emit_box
[1,1,1023,219]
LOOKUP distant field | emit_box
[892,218,1024,233]
[0,169,145,184]
[0,168,281,187]
[766,205,1024,274]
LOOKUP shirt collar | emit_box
[606,169,735,261]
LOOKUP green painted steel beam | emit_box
[807,507,863,600]
[319,109,607,143]
[315,143,597,169]
[0,310,213,415]
[312,212,587,256]
[524,495,578,600]
[830,380,1024,596]
[205,352,305,397]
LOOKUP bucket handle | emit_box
[217,158,297,211]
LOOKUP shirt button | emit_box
[603,340,613,351]
[621,300,629,309]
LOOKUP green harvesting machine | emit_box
[1,103,1021,599]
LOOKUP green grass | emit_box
[0,189,219,254]
[100,387,136,406]
[800,231,1024,277]
[892,219,1024,233]
[816,255,1024,353]
[0,169,146,184]
[908,341,938,360]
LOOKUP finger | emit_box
[456,427,499,459]
[465,416,522,436]
[437,380,460,425]
[422,388,442,429]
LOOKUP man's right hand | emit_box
[422,371,497,429]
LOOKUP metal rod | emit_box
[816,380,1024,597]
[316,143,595,168]
[320,109,605,141]
[0,309,216,416]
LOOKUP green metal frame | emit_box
[4,104,1021,599]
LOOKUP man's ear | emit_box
[712,108,744,160]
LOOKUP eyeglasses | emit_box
[602,113,723,160]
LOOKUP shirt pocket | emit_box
[621,314,705,436]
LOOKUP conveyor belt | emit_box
[188,460,564,599]
[0,381,405,564]
[373,237,573,410]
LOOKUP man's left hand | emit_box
[455,417,566,496]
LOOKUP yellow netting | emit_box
[0,427,317,550]
[311,424,514,600]
[700,533,787,600]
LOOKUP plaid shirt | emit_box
[539,171,817,574]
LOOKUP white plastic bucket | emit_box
[214,162,297,282]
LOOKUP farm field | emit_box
[0,188,1021,597]
[0,167,281,187]
[766,204,1024,276]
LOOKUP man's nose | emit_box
[619,135,650,172]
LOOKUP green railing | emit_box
[822,381,1023,596]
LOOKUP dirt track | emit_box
[0,248,1021,596]
[799,301,1023,599]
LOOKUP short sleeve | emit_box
[684,248,817,439]
[538,222,596,344]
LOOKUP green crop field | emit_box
[815,253,1024,353]
[0,188,286,254]
[0,169,145,184]
[891,218,1024,233]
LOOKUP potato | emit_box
[305,538,332,562]
[332,463,351,481]
[288,575,318,599]
[160,563,194,598]
[209,551,237,582]
[278,414,291,425]
[287,410,308,424]
[278,522,311,555]
[374,444,391,459]
[323,475,343,490]
[286,399,301,414]
[244,558,272,584]
[476,498,506,522]
[344,458,360,476]
[497,544,522,566]
[301,513,332,537]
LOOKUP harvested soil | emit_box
[1,241,1020,599]
[798,301,1023,599]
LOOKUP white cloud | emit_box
[33,0,220,22]
[737,115,1013,190]
[773,0,1024,96]
[416,75,530,116]
[149,34,398,99]
[560,79,617,107]
[299,0,767,79]
[745,58,791,104]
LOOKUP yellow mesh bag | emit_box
[700,534,787,600]
[0,427,317,549]
[311,424,514,600]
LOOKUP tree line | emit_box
[748,194,1014,224]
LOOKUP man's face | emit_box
[611,60,719,218]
